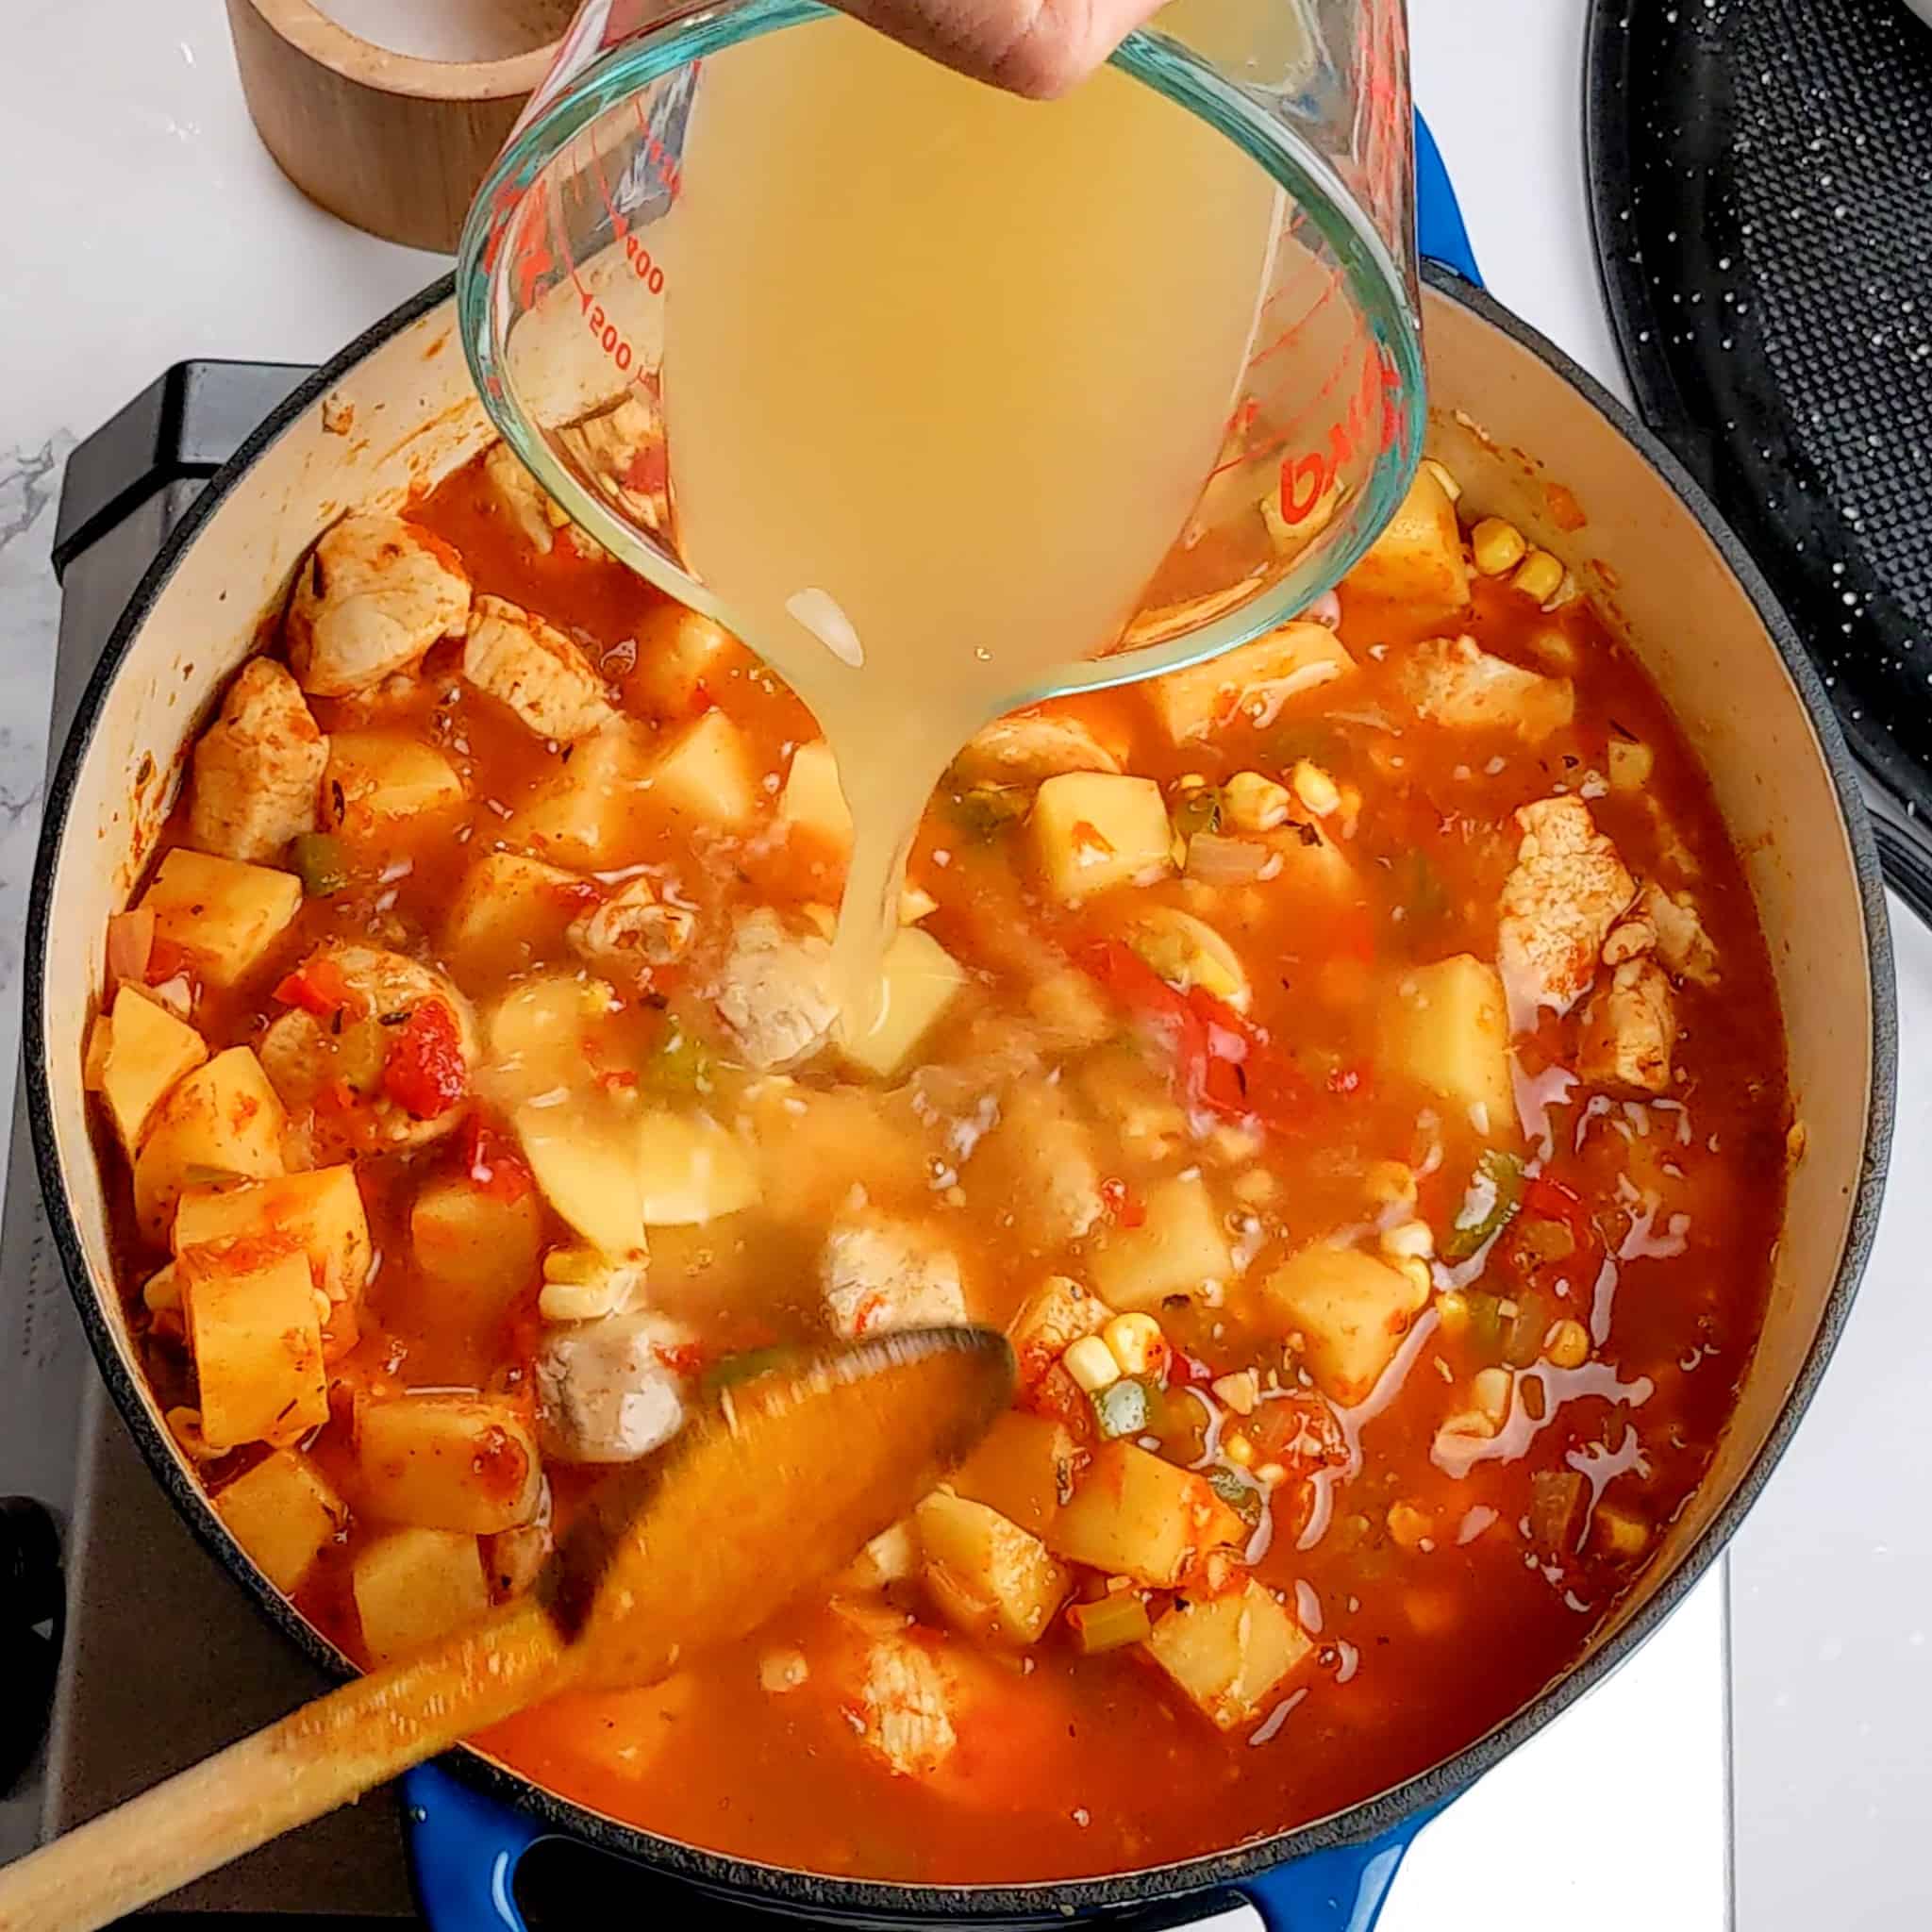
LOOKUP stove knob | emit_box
[0,1496,63,1797]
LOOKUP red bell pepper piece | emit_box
[382,1000,468,1120]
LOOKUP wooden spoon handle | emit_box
[0,1597,571,1932]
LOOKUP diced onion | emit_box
[106,908,155,985]
[1185,833,1271,884]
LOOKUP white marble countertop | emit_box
[1,2,1926,1927]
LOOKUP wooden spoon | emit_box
[0,1324,1013,1932]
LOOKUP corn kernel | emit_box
[1422,458,1462,504]
[1543,1319,1591,1370]
[1387,1501,1433,1549]
[1232,1167,1279,1205]
[1103,1312,1164,1377]
[1291,759,1341,818]
[899,886,939,924]
[1211,1370,1260,1416]
[142,1263,181,1313]
[1511,548,1565,603]
[1472,517,1527,576]
[1542,567,1580,611]
[1396,1256,1433,1296]
[1436,1290,1472,1338]
[1224,770,1292,832]
[541,1246,600,1285]
[1255,1461,1288,1487]
[1472,1366,1513,1426]
[1365,1160,1417,1208]
[1607,738,1654,791]
[1222,1431,1256,1466]
[1064,1335,1122,1393]
[1380,1219,1435,1261]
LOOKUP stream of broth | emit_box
[654,16,1282,1027]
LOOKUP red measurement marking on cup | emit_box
[1276,339,1407,525]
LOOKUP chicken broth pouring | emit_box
[87,449,1788,1882]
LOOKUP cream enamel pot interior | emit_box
[24,269,1894,1927]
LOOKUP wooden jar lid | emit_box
[223,0,576,255]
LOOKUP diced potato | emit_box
[646,709,756,829]
[949,1410,1077,1536]
[778,740,852,848]
[356,1393,542,1534]
[1144,1578,1312,1729]
[482,972,615,1106]
[515,1097,645,1257]
[1148,622,1355,744]
[916,1491,1071,1646]
[1341,465,1471,617]
[635,1109,761,1224]
[179,1236,327,1452]
[140,849,301,990]
[1261,1243,1431,1404]
[843,1518,922,1591]
[325,730,465,842]
[631,606,746,717]
[351,1526,491,1664]
[175,1165,370,1307]
[1091,1174,1232,1313]
[1046,1441,1246,1588]
[213,1449,345,1595]
[1608,737,1654,791]
[506,724,656,868]
[839,926,967,1078]
[1030,773,1174,904]
[1007,1275,1111,1383]
[133,1047,286,1244]
[97,986,208,1156]
[410,1174,543,1311]
[975,1083,1104,1251]
[442,853,589,978]
[1382,955,1514,1133]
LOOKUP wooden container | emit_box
[223,0,578,255]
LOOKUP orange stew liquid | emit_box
[93,448,1787,1885]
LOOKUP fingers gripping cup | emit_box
[455,0,1425,712]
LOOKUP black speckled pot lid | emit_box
[1587,0,1932,924]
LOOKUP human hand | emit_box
[830,0,1166,97]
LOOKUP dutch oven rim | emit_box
[23,263,1897,1922]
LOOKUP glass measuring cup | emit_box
[455,0,1424,704]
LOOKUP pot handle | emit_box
[403,1761,541,1932]
[1415,110,1482,288]
[402,1759,1443,1932]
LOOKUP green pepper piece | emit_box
[1464,1291,1507,1365]
[1504,1288,1551,1370]
[951,786,1030,839]
[1091,1376,1151,1441]
[1066,1592,1154,1655]
[1206,1463,1264,1529]
[1441,1148,1526,1261]
[701,1345,791,1399]
[1172,785,1223,840]
[291,831,349,898]
[643,1024,712,1096]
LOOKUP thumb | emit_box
[828,0,1167,99]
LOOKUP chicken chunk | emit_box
[1638,882,1720,987]
[285,514,471,697]
[821,1219,968,1339]
[712,909,838,1071]
[535,1308,693,1463]
[258,945,477,1151]
[857,1635,958,1776]
[188,658,327,863]
[1577,958,1677,1095]
[1396,633,1574,742]
[463,594,617,743]
[1497,797,1635,1018]
[482,439,581,558]
[561,392,670,535]
[951,712,1122,786]
[569,875,694,980]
